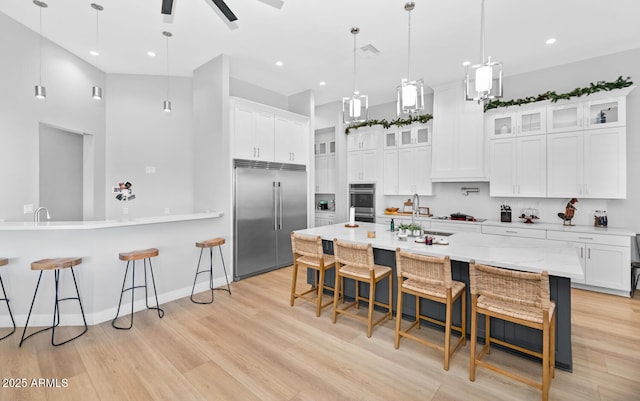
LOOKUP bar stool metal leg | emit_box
[190,243,231,304]
[112,258,164,330]
[218,244,231,295]
[20,267,88,347]
[0,273,16,341]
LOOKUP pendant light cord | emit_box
[407,8,411,81]
[352,30,357,95]
[166,34,170,99]
[38,5,43,85]
[95,8,99,56]
[480,0,485,63]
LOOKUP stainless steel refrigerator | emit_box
[234,160,308,280]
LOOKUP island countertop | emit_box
[296,222,584,281]
[0,211,224,231]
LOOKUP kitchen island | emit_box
[295,222,583,371]
[0,212,226,328]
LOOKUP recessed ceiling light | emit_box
[462,61,471,66]
[319,81,326,86]
[275,60,283,67]
[545,38,557,45]
[89,50,99,56]
[147,51,156,57]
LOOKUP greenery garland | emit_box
[345,113,432,134]
[484,76,633,112]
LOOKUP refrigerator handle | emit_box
[273,182,278,230]
[278,182,283,230]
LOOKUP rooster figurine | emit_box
[558,198,578,226]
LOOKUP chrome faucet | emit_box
[34,207,50,223]
[411,193,420,226]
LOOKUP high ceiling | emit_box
[1,0,639,106]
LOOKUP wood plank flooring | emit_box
[1,266,639,401]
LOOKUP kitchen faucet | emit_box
[412,193,419,226]
[34,207,50,223]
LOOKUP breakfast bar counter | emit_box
[295,222,583,371]
[0,212,227,328]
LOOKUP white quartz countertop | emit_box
[0,211,224,231]
[376,214,636,237]
[296,222,584,281]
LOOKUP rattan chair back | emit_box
[291,232,323,259]
[469,262,551,310]
[396,249,452,288]
[333,238,374,270]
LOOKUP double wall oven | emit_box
[349,183,375,223]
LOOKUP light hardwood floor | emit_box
[1,266,639,401]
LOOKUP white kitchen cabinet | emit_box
[489,135,546,197]
[430,221,482,233]
[315,154,336,194]
[275,116,308,165]
[481,225,546,239]
[233,105,275,161]
[384,130,398,149]
[399,124,431,147]
[347,129,377,151]
[348,149,377,183]
[383,149,398,194]
[231,97,309,164]
[432,81,486,182]
[547,127,625,198]
[397,147,432,195]
[546,230,631,291]
[315,212,336,227]
[547,94,628,134]
[486,106,546,138]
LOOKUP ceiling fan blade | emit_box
[209,0,238,22]
[161,0,174,15]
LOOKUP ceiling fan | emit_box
[161,0,283,25]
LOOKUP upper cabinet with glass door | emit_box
[486,105,547,139]
[547,88,632,134]
[399,123,431,147]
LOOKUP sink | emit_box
[422,230,453,237]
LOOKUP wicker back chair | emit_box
[332,238,392,337]
[290,232,336,317]
[469,262,556,401]
[394,250,466,370]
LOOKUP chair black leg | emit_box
[216,245,232,295]
[112,261,134,330]
[0,274,16,341]
[19,271,44,347]
[144,258,164,318]
[191,248,214,304]
[51,267,88,346]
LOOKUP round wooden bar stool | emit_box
[0,258,16,341]
[190,238,231,304]
[112,248,164,330]
[19,257,88,347]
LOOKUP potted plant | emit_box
[408,224,422,237]
[397,223,409,236]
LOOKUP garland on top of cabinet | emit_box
[344,114,433,134]
[484,76,633,112]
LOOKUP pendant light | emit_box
[342,27,368,124]
[162,31,172,113]
[464,0,503,103]
[396,2,424,116]
[33,0,48,99]
[90,3,103,100]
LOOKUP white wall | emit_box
[0,12,106,221]
[230,77,288,110]
[105,74,194,219]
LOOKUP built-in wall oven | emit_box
[349,183,375,223]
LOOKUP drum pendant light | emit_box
[33,0,48,99]
[342,27,368,124]
[396,2,424,116]
[162,31,173,112]
[90,3,104,100]
[465,0,503,102]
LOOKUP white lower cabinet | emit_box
[546,230,631,292]
[315,213,335,227]
[481,225,546,239]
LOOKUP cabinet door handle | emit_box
[506,230,518,234]
[578,237,593,240]
[253,147,256,157]
[584,184,588,195]
[580,248,583,258]
[257,148,260,158]
[577,184,582,194]
[587,248,591,259]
